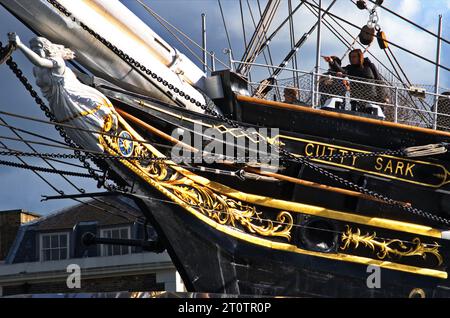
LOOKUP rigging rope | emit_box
[302,0,450,72]
[246,0,280,98]
[134,0,211,72]
[383,49,406,87]
[13,0,450,227]
[0,134,100,153]
[265,0,338,82]
[246,0,271,69]
[0,120,68,147]
[0,53,149,223]
[307,0,435,125]
[0,116,87,193]
[287,0,300,89]
[255,1,304,57]
[0,109,162,150]
[0,42,135,239]
[387,47,412,87]
[0,122,148,225]
[366,0,450,46]
[0,144,102,172]
[239,0,248,49]
[0,147,416,162]
[256,0,278,71]
[0,140,62,194]
[0,116,142,223]
[308,0,403,83]
[0,101,420,162]
[217,0,235,61]
[135,0,229,69]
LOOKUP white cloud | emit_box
[0,0,448,214]
[128,0,446,88]
[398,0,421,19]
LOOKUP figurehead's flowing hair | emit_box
[29,37,76,60]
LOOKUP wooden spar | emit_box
[115,108,198,154]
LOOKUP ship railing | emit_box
[229,60,450,132]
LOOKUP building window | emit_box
[100,227,131,256]
[40,232,69,261]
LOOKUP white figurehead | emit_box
[7,32,117,152]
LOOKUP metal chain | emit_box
[0,42,127,192]
[38,0,450,226]
[0,149,167,161]
[0,149,407,163]
[0,158,93,178]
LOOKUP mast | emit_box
[236,0,281,76]
[201,13,207,74]
[251,0,337,98]
[0,0,209,112]
[433,14,443,130]
[313,0,322,108]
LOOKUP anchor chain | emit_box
[15,0,450,226]
[0,150,168,162]
[0,41,128,192]
[0,158,93,178]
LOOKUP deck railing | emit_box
[229,60,450,132]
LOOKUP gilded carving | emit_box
[341,226,443,266]
[99,129,294,241]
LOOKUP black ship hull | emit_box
[131,183,450,298]
[2,0,449,299]
[92,82,450,298]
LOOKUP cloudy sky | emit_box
[0,0,449,216]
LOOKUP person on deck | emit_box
[318,56,349,107]
[283,87,302,105]
[323,49,388,113]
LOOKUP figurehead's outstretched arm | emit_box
[8,33,55,69]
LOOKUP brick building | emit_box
[0,210,41,262]
[0,196,184,296]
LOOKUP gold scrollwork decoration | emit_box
[165,178,293,240]
[340,226,443,266]
[99,131,294,241]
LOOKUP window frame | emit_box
[100,226,131,257]
[39,231,70,262]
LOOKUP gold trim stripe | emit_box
[134,99,449,188]
[109,115,449,279]
[277,134,450,188]
[178,169,443,239]
[105,124,447,279]
[117,114,444,240]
